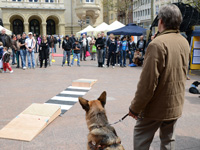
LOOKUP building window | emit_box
[13,19,24,35]
[156,5,159,15]
[86,16,90,24]
[86,0,94,3]
[111,14,113,20]
[29,19,40,36]
[45,0,54,2]
[29,0,38,2]
[47,19,55,35]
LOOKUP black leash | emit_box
[108,113,129,126]
[108,113,143,126]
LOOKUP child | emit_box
[2,47,13,73]
[71,40,81,66]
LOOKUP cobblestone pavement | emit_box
[0,47,200,150]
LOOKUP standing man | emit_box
[25,32,36,69]
[120,37,128,67]
[79,34,88,61]
[54,36,57,53]
[70,34,76,45]
[137,35,146,56]
[33,33,38,53]
[62,35,72,67]
[19,33,27,70]
[0,28,11,49]
[58,35,61,48]
[87,35,92,53]
[129,4,190,150]
[101,32,107,67]
[16,34,21,68]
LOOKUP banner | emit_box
[190,36,200,70]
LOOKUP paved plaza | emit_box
[0,47,200,150]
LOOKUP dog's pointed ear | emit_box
[98,91,106,107]
[79,97,90,112]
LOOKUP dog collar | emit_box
[191,84,197,88]
[89,141,121,150]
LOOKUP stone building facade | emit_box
[0,0,103,36]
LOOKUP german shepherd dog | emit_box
[79,91,125,150]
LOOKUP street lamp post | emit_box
[78,19,85,30]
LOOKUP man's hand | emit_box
[129,111,138,120]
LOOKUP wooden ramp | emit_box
[0,103,61,141]
[72,79,97,87]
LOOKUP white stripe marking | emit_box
[44,103,73,110]
[60,91,86,95]
[68,86,91,90]
[51,96,78,102]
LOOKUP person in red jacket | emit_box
[2,47,13,73]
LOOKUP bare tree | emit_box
[102,0,133,24]
[186,0,200,11]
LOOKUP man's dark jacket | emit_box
[62,39,72,51]
[0,34,11,48]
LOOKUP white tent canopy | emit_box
[86,22,109,36]
[79,25,94,33]
[106,21,125,32]
[0,26,12,35]
[93,22,109,32]
[76,21,124,37]
[76,25,94,37]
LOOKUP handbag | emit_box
[85,51,90,57]
[92,45,97,53]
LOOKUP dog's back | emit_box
[79,91,125,150]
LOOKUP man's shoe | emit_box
[16,66,20,68]
[10,70,13,73]
[113,66,115,69]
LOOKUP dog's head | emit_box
[79,91,106,113]
[193,81,200,87]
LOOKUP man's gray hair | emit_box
[158,4,182,30]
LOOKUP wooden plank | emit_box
[0,103,61,141]
[0,114,48,141]
[72,79,97,87]
[22,103,61,117]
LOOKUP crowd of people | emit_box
[0,27,149,73]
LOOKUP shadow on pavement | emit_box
[185,95,200,105]
[176,135,200,150]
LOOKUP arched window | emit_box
[47,19,56,35]
[29,19,40,36]
[13,19,24,35]
[86,16,90,25]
